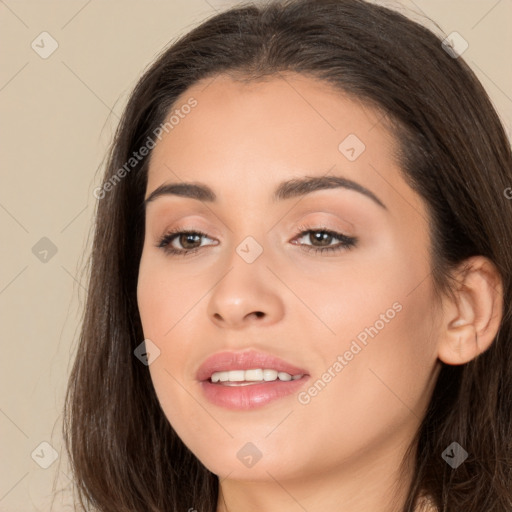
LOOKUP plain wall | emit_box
[1,0,511,510]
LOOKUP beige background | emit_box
[1,0,511,510]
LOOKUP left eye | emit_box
[156,227,357,256]
[292,227,357,254]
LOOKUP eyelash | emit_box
[156,224,357,257]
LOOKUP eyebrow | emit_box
[144,175,386,209]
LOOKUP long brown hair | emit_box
[62,0,512,510]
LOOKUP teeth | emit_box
[244,369,264,381]
[262,369,278,381]
[228,370,245,382]
[210,368,303,384]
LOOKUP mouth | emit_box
[196,350,310,410]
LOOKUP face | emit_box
[137,73,442,483]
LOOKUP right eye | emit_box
[156,229,218,257]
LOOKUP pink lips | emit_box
[196,350,310,410]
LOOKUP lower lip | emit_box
[200,377,309,410]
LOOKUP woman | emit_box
[63,0,512,510]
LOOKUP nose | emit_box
[206,249,285,330]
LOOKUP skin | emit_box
[136,73,502,512]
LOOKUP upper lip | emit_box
[196,350,309,381]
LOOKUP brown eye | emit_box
[293,227,357,255]
[157,229,217,256]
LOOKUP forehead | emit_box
[149,72,395,160]
[145,73,414,211]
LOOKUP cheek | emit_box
[305,264,438,422]
[293,244,438,434]
[137,258,203,435]
[137,253,196,339]
[136,251,207,384]
[290,244,426,344]
[285,285,439,478]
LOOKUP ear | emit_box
[437,256,503,365]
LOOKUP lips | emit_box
[196,350,310,410]
[196,349,309,382]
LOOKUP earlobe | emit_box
[437,256,503,366]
